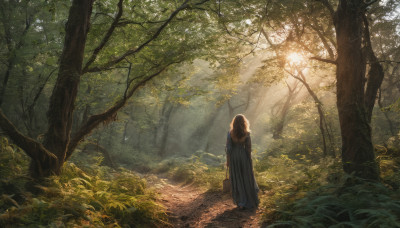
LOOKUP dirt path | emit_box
[156,178,262,227]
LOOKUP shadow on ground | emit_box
[161,182,261,228]
[203,206,257,228]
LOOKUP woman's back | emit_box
[226,121,259,209]
[227,133,251,169]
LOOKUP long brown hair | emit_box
[230,114,250,142]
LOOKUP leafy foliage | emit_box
[254,151,342,224]
[257,138,400,227]
[0,137,168,227]
[268,178,400,228]
[0,0,399,226]
[152,151,225,191]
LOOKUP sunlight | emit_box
[286,52,304,65]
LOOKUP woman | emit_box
[226,114,259,210]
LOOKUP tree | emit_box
[329,0,383,180]
[0,0,61,137]
[259,22,335,155]
[369,1,400,138]
[0,0,34,107]
[0,0,94,178]
[271,80,301,139]
[286,68,335,157]
[251,0,392,180]
[232,0,397,179]
[0,0,216,178]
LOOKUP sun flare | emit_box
[287,52,304,65]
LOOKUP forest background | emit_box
[0,0,400,227]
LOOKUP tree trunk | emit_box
[188,103,225,151]
[82,142,116,168]
[227,100,234,119]
[272,81,299,139]
[296,70,335,157]
[0,60,13,107]
[0,1,33,107]
[378,89,396,136]
[0,110,58,178]
[37,0,94,177]
[158,102,174,157]
[227,99,247,120]
[334,0,379,180]
[0,0,193,178]
[121,120,130,144]
[362,14,385,123]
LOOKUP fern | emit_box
[268,177,400,227]
[0,138,168,227]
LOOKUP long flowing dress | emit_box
[226,132,259,209]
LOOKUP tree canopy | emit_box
[0,0,400,226]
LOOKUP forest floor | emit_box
[153,178,262,228]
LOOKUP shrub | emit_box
[268,177,400,228]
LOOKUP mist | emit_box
[1,0,399,227]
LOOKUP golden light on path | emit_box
[287,52,304,65]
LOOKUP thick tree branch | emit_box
[117,18,169,27]
[309,56,337,65]
[284,68,306,84]
[261,27,285,52]
[308,22,336,59]
[85,0,210,73]
[66,61,179,159]
[82,0,124,73]
[0,109,57,161]
[362,14,384,122]
[27,68,57,117]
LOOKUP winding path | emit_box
[158,178,261,227]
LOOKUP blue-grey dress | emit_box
[226,132,259,208]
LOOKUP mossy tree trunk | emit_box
[32,0,94,177]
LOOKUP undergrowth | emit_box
[155,153,226,191]
[260,139,400,227]
[5,133,396,227]
[255,153,342,224]
[268,178,400,228]
[0,137,168,227]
